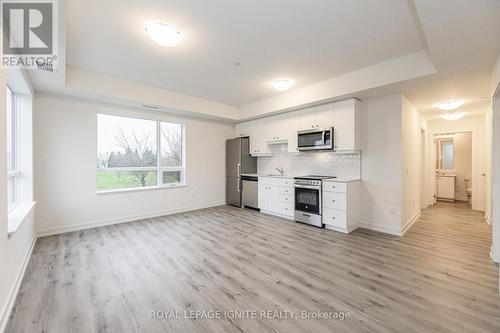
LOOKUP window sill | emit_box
[8,201,37,237]
[96,183,187,195]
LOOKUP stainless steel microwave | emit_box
[297,127,334,151]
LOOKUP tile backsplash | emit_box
[257,145,361,179]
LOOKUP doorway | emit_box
[434,132,473,206]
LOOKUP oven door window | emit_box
[295,187,320,214]
[298,132,324,148]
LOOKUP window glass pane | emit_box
[8,177,17,210]
[160,122,182,167]
[97,114,157,168]
[162,171,182,185]
[6,87,14,172]
[97,171,157,191]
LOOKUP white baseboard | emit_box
[490,246,498,263]
[360,210,421,237]
[401,210,421,236]
[260,209,294,221]
[37,201,226,237]
[325,223,360,234]
[485,212,492,225]
[359,222,402,236]
[422,199,433,209]
[0,235,37,333]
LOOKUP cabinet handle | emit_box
[332,200,336,202]
[332,217,336,219]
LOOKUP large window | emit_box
[97,114,185,192]
[7,85,19,211]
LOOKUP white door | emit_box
[267,185,281,214]
[258,184,268,210]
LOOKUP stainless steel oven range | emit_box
[294,175,336,227]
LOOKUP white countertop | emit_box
[253,174,295,179]
[323,178,361,183]
[242,174,361,182]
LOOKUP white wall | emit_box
[0,71,37,331]
[427,116,487,211]
[359,94,402,235]
[401,95,427,231]
[34,94,233,235]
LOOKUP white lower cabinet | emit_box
[322,180,360,233]
[258,177,294,219]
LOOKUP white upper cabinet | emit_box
[287,111,300,153]
[298,107,317,130]
[235,121,252,138]
[332,99,360,151]
[234,98,360,155]
[315,103,335,129]
[298,103,335,130]
[249,118,272,156]
[266,113,289,143]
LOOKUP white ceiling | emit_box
[66,0,424,106]
[401,0,500,117]
[28,0,500,120]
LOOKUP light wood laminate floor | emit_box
[6,202,500,332]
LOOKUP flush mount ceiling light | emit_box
[441,112,465,121]
[145,22,183,47]
[435,100,465,110]
[272,79,294,91]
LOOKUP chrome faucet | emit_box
[275,167,284,176]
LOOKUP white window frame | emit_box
[7,84,20,211]
[96,114,186,193]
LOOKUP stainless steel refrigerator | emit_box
[226,137,257,207]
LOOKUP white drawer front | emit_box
[323,182,347,193]
[323,208,347,228]
[279,194,293,203]
[323,192,347,210]
[278,202,294,217]
[259,177,293,187]
[280,187,293,195]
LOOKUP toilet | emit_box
[465,178,472,205]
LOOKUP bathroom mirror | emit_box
[436,138,454,170]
